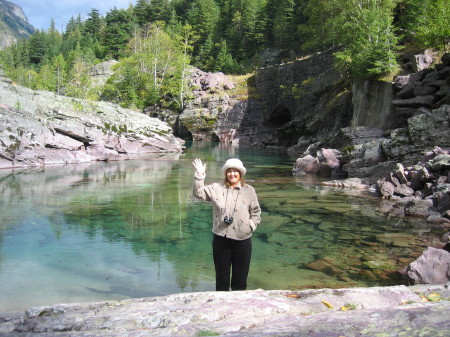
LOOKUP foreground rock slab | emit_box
[1,284,449,336]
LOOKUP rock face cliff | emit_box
[151,50,353,148]
[0,71,183,170]
[0,0,34,49]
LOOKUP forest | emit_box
[0,0,448,111]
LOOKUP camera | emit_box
[224,216,233,225]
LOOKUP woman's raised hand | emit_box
[193,158,206,175]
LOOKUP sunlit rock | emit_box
[405,247,450,284]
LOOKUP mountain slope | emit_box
[0,0,34,49]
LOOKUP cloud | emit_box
[13,0,133,31]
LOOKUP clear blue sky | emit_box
[13,0,133,31]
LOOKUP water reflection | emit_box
[0,143,442,313]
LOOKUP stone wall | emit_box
[253,49,353,147]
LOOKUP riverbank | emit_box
[1,283,449,336]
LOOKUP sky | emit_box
[12,0,134,32]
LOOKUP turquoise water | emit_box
[0,142,439,313]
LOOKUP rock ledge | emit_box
[1,283,449,336]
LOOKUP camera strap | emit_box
[224,188,240,219]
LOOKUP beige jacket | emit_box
[193,173,261,240]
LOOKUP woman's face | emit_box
[226,168,241,187]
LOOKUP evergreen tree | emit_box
[44,21,63,61]
[214,40,236,73]
[28,30,47,64]
[403,0,450,51]
[65,15,83,36]
[273,0,295,49]
[65,56,92,99]
[301,0,399,78]
[187,0,220,68]
[264,0,278,46]
[134,0,150,26]
[148,0,171,22]
[103,8,137,59]
[84,9,104,41]
[196,35,214,69]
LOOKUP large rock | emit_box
[0,77,183,169]
[405,247,450,284]
[1,284,450,336]
[410,51,434,72]
[89,60,118,86]
[293,154,319,174]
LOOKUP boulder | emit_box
[317,148,343,176]
[293,155,320,174]
[321,177,369,189]
[405,247,450,284]
[392,95,436,108]
[410,51,434,72]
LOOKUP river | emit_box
[0,142,438,313]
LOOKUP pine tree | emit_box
[85,9,104,41]
[214,40,236,73]
[187,0,220,68]
[273,0,295,49]
[103,8,137,59]
[149,0,171,22]
[405,0,450,51]
[134,0,150,26]
[28,30,47,64]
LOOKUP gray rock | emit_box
[404,197,434,216]
[394,75,410,89]
[321,177,369,189]
[413,85,437,96]
[427,154,450,171]
[1,284,450,336]
[89,60,118,86]
[392,95,436,108]
[411,51,434,72]
[293,154,319,174]
[406,247,450,284]
[0,78,183,169]
[379,180,395,198]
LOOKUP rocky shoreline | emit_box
[0,70,184,170]
[1,283,449,336]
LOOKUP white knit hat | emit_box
[222,158,247,176]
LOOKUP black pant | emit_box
[212,234,252,291]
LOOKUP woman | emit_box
[192,158,261,291]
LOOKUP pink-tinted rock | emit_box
[406,247,450,284]
[294,155,320,174]
[317,148,342,175]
